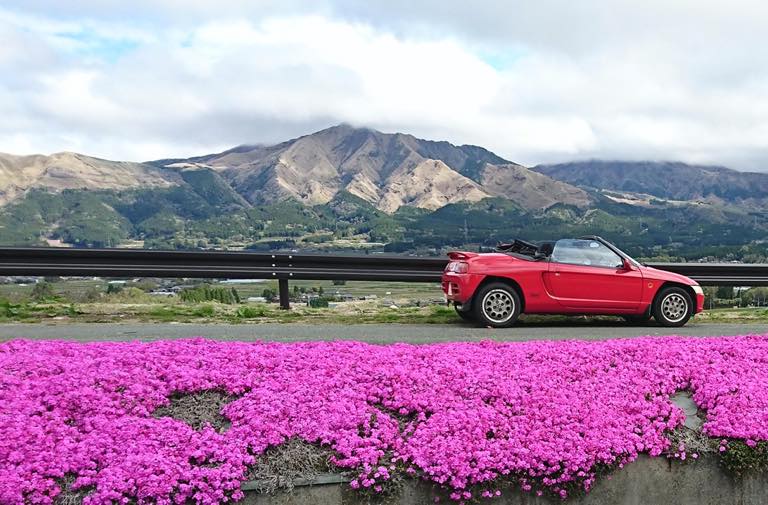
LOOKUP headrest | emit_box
[538,242,554,256]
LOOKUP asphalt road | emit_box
[0,321,766,343]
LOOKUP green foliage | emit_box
[261,288,276,302]
[0,300,26,318]
[245,239,296,251]
[31,282,55,301]
[107,287,150,302]
[193,304,216,317]
[235,305,267,319]
[106,283,124,295]
[303,234,333,243]
[179,285,241,304]
[0,175,767,260]
[716,286,734,299]
[0,189,130,247]
[179,168,246,207]
[308,297,329,308]
[719,440,768,477]
[136,212,184,238]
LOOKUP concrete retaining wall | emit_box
[238,455,768,505]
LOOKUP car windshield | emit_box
[551,239,624,268]
[605,241,642,267]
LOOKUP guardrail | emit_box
[0,247,766,309]
[643,262,768,287]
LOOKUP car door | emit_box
[543,239,643,310]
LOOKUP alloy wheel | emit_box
[661,293,688,323]
[482,289,515,323]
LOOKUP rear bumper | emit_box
[441,272,484,305]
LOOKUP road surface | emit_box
[0,321,766,343]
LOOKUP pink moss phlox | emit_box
[1,336,767,503]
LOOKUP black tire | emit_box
[473,282,522,328]
[622,313,651,325]
[454,306,475,322]
[652,286,693,327]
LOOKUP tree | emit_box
[746,287,768,306]
[716,286,734,299]
[179,285,240,304]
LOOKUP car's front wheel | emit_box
[652,286,693,327]
[473,282,521,328]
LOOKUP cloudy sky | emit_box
[1,1,767,170]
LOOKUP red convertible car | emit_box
[442,236,705,328]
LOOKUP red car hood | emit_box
[641,265,698,285]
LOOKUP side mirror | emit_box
[622,258,634,270]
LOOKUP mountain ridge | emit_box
[1,125,766,216]
[0,124,594,213]
[1,125,767,258]
[534,160,768,206]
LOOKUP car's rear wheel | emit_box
[474,282,521,328]
[652,286,693,327]
[454,306,475,322]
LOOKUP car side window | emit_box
[551,239,624,268]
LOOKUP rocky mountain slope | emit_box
[534,160,768,207]
[0,125,593,213]
[151,124,592,212]
[0,152,177,205]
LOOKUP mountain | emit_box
[0,125,767,260]
[0,152,177,205]
[151,124,592,213]
[534,160,768,207]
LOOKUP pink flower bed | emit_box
[1,336,768,504]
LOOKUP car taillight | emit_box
[445,261,468,273]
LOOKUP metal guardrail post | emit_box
[278,278,290,310]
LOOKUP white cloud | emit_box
[0,2,767,170]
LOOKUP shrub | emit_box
[193,304,215,317]
[30,282,55,301]
[262,288,276,302]
[0,300,25,318]
[719,440,768,477]
[79,287,102,303]
[308,297,329,308]
[106,283,124,295]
